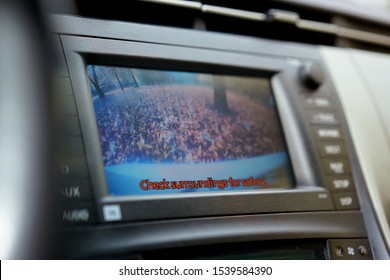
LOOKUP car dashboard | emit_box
[1,0,390,260]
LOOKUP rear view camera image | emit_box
[87,65,294,195]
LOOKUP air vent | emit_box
[73,0,390,54]
[74,0,201,29]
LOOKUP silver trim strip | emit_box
[339,28,390,48]
[299,19,390,47]
[202,5,267,22]
[268,9,299,24]
[138,0,201,10]
[297,19,338,35]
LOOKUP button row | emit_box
[56,76,96,225]
[303,93,359,211]
[58,148,95,225]
[328,239,372,260]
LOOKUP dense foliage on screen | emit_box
[87,65,294,195]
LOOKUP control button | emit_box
[58,159,89,179]
[62,204,95,224]
[335,246,344,257]
[346,246,355,256]
[60,180,92,201]
[332,193,360,210]
[59,95,78,115]
[304,96,332,109]
[300,62,325,89]
[318,142,347,157]
[103,204,122,222]
[358,245,368,256]
[313,126,342,140]
[322,159,351,175]
[60,137,85,158]
[326,176,355,192]
[62,116,81,136]
[308,111,338,125]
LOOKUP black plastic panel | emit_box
[50,15,382,259]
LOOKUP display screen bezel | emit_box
[61,35,334,222]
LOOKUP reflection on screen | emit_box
[87,65,294,196]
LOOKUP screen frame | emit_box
[86,64,294,196]
[61,35,334,222]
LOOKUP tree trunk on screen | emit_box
[213,76,229,113]
[115,68,124,92]
[89,66,105,98]
[129,70,139,87]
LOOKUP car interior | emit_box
[1,0,390,260]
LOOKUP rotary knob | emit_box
[300,62,325,90]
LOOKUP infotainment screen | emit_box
[87,65,294,196]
